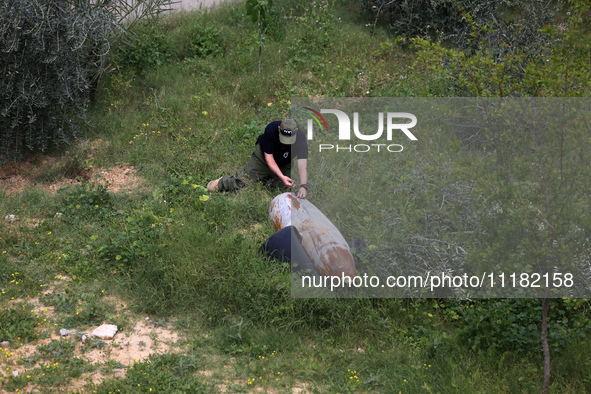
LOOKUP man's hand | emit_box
[297,186,307,199]
[281,175,294,188]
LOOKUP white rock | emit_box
[5,214,16,222]
[0,341,9,348]
[54,212,63,219]
[12,371,18,377]
[90,324,118,340]
[60,329,72,337]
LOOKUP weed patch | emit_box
[0,304,44,344]
[57,182,113,222]
[90,353,214,393]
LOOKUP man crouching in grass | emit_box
[207,117,309,199]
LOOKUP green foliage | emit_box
[246,0,274,73]
[454,101,591,292]
[0,304,43,343]
[241,102,287,140]
[37,357,91,385]
[57,182,113,222]
[361,0,563,57]
[190,25,225,58]
[160,175,210,210]
[41,291,77,314]
[91,353,213,393]
[37,338,77,363]
[245,0,274,24]
[0,0,176,162]
[412,1,590,97]
[452,299,591,353]
[0,261,45,300]
[0,0,115,162]
[94,210,164,273]
[286,0,335,68]
[116,22,171,74]
[362,0,500,45]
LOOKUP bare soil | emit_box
[1,286,184,393]
[0,147,144,196]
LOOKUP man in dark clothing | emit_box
[207,117,309,199]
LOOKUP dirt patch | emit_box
[94,165,141,193]
[0,147,144,195]
[1,290,184,393]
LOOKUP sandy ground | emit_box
[1,287,184,392]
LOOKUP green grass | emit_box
[1,0,591,393]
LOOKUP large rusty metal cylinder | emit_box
[269,193,356,278]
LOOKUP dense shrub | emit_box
[361,0,563,59]
[412,1,590,97]
[454,298,591,353]
[0,0,115,162]
[0,0,175,162]
[191,25,224,58]
[116,21,171,74]
[362,0,500,44]
[286,0,335,68]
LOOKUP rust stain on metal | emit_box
[269,193,356,277]
[299,219,316,232]
[288,194,301,210]
[271,214,282,232]
[325,247,356,278]
[305,230,355,278]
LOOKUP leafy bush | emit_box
[0,0,175,162]
[362,0,500,44]
[116,21,171,74]
[0,0,115,162]
[286,0,335,68]
[453,298,591,354]
[412,1,589,97]
[160,175,210,210]
[362,0,563,58]
[0,304,43,343]
[57,182,113,221]
[94,210,163,273]
[191,25,224,58]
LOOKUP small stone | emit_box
[0,341,9,348]
[81,334,88,342]
[54,212,63,219]
[5,214,17,222]
[112,369,123,373]
[120,346,124,350]
[90,324,118,340]
[12,371,18,377]
[60,329,72,337]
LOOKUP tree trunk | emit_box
[258,17,262,74]
[541,296,551,393]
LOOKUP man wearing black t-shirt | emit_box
[207,117,309,199]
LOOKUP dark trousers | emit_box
[219,144,292,192]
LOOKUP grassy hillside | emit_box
[1,0,591,392]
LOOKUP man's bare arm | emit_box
[264,152,293,188]
[297,158,308,198]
